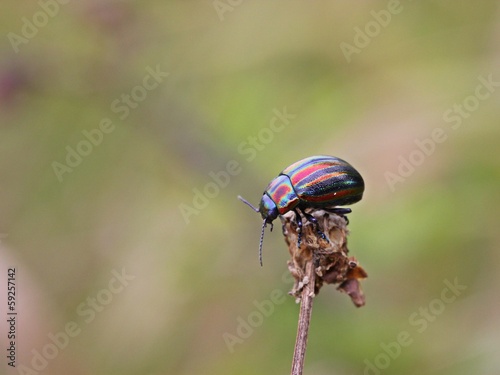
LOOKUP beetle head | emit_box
[259,194,279,224]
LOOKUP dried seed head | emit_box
[281,209,367,307]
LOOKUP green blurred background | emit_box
[1,1,499,374]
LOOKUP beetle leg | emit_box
[293,209,303,248]
[325,207,351,225]
[303,211,327,241]
[327,207,352,215]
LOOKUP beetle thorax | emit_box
[263,175,300,216]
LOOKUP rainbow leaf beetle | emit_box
[238,155,364,265]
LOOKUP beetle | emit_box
[238,155,364,266]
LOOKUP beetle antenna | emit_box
[238,195,260,213]
[238,195,266,266]
[259,219,267,267]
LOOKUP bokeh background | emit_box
[1,1,499,374]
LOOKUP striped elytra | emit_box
[280,155,364,208]
[238,155,364,265]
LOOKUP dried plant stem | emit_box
[291,257,315,375]
[282,209,368,375]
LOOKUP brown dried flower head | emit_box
[281,209,367,307]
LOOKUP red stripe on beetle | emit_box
[297,171,343,188]
[290,163,334,184]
